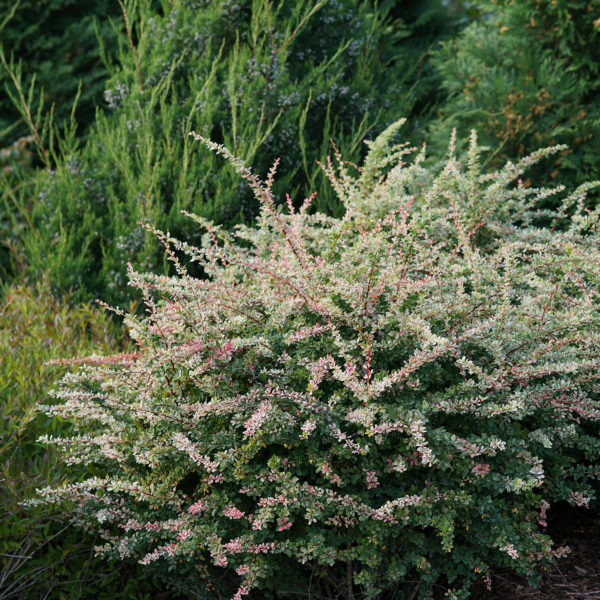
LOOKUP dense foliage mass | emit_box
[37,125,600,599]
[432,0,600,198]
[20,0,461,306]
[0,280,166,600]
[0,0,121,285]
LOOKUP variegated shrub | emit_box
[36,122,600,599]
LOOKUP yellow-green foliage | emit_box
[0,280,159,599]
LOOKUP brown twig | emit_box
[346,558,354,600]
[408,580,422,600]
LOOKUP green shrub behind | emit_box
[23,0,460,306]
[0,135,37,279]
[431,0,600,199]
[0,0,120,147]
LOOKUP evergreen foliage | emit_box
[36,124,600,599]
[22,0,459,306]
[432,0,600,199]
[0,135,36,279]
[0,0,121,287]
[0,0,120,146]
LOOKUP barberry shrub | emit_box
[37,123,600,599]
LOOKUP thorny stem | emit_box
[346,557,354,600]
[365,334,372,392]
[537,278,563,331]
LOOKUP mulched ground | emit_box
[470,503,600,600]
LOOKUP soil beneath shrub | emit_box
[469,503,600,600]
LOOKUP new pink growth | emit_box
[287,323,333,343]
[188,499,207,515]
[223,505,246,519]
[243,399,272,437]
[365,470,380,489]
[177,530,192,541]
[215,554,228,567]
[472,463,490,477]
[232,583,250,600]
[277,517,293,531]
[224,538,244,553]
